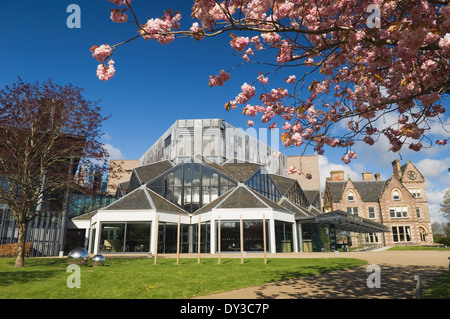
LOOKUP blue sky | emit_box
[0,1,449,223]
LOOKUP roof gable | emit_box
[103,187,154,210]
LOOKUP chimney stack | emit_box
[330,170,344,182]
[375,173,381,181]
[362,172,373,181]
[392,159,401,179]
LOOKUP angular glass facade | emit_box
[245,168,282,202]
[147,159,237,213]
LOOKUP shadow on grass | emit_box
[0,270,60,286]
[252,264,446,299]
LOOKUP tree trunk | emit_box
[15,222,27,268]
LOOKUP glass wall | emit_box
[245,169,282,202]
[300,223,321,252]
[99,222,151,253]
[216,220,269,252]
[275,221,294,252]
[148,160,236,213]
[192,222,211,253]
[286,182,309,207]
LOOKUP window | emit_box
[392,226,411,242]
[164,134,172,148]
[416,208,421,219]
[368,207,376,219]
[99,222,151,253]
[409,189,422,198]
[347,207,359,216]
[419,227,427,242]
[365,233,379,244]
[347,191,354,201]
[389,206,408,218]
[392,190,400,200]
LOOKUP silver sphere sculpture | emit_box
[67,247,90,265]
[91,254,105,267]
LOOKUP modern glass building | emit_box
[69,119,388,255]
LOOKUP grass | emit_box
[424,271,450,299]
[388,246,450,251]
[0,257,367,299]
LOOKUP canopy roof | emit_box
[315,210,389,233]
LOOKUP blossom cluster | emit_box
[140,10,181,44]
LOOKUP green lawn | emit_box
[424,271,450,299]
[0,257,367,299]
[388,246,450,251]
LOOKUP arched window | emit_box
[348,191,354,201]
[419,227,427,242]
[392,190,400,201]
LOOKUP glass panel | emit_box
[159,223,178,253]
[192,163,201,186]
[125,223,151,252]
[184,163,192,186]
[390,209,395,218]
[275,221,293,253]
[173,186,182,206]
[202,186,211,205]
[392,227,398,242]
[399,226,405,241]
[243,221,269,252]
[219,221,240,252]
[211,187,219,201]
[192,187,201,211]
[174,166,183,187]
[100,223,125,253]
[183,187,191,212]
[406,226,411,241]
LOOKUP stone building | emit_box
[323,159,433,248]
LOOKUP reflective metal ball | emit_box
[91,254,105,267]
[67,247,90,265]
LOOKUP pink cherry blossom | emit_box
[230,36,249,52]
[110,9,128,23]
[97,59,116,81]
[285,75,296,84]
[91,44,112,63]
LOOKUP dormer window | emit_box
[348,191,354,201]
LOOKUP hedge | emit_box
[0,242,31,257]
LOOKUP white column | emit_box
[293,221,299,253]
[210,217,216,254]
[269,217,276,253]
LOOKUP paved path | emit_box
[194,250,450,299]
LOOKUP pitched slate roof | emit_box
[269,174,297,195]
[221,161,262,183]
[194,184,290,215]
[326,180,388,203]
[278,198,318,220]
[102,185,187,215]
[133,160,174,184]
